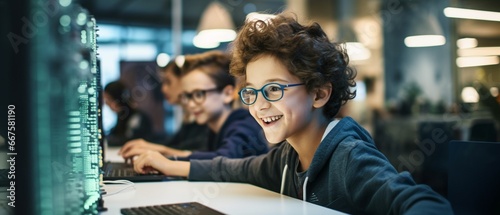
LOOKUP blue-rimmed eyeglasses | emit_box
[238,83,304,105]
[180,88,219,105]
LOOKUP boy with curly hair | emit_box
[133,13,452,214]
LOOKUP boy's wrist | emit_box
[180,150,192,157]
[167,160,190,177]
[163,147,192,158]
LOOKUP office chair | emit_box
[418,120,458,197]
[469,118,498,142]
[448,140,500,215]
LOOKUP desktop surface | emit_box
[102,181,344,215]
[102,146,345,215]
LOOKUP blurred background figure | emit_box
[158,59,211,150]
[103,80,155,146]
[120,50,269,160]
[117,59,211,155]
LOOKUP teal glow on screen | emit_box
[30,1,102,214]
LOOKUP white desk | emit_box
[104,145,126,163]
[102,181,344,215]
[102,146,346,215]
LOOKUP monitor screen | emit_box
[6,2,104,215]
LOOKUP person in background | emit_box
[119,59,210,154]
[103,80,154,146]
[130,13,453,214]
[120,50,269,161]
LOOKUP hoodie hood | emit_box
[279,117,374,200]
[306,117,374,182]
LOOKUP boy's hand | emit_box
[119,138,166,159]
[133,150,171,175]
[133,150,191,177]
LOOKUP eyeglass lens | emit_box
[182,90,206,104]
[241,83,283,104]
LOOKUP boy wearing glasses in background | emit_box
[118,59,210,155]
[123,50,268,161]
[133,14,453,214]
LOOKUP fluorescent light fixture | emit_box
[193,34,220,49]
[444,7,500,22]
[156,53,170,67]
[196,29,236,43]
[456,56,499,67]
[246,12,276,23]
[461,87,480,103]
[345,42,371,61]
[193,2,236,49]
[457,38,478,49]
[457,46,500,57]
[404,35,446,47]
[175,55,185,68]
[404,11,446,48]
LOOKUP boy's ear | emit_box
[313,83,332,108]
[222,85,235,104]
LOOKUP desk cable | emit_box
[102,180,135,196]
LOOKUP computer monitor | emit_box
[6,1,104,214]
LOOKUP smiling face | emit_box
[245,55,318,144]
[181,69,232,131]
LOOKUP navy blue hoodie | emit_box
[184,108,269,160]
[189,117,453,214]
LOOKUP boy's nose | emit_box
[252,95,271,111]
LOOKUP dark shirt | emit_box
[179,109,269,160]
[163,121,210,151]
[107,110,153,146]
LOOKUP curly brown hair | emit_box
[230,13,356,119]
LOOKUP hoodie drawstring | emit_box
[280,164,288,194]
[302,176,309,201]
[281,164,309,202]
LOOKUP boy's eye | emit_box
[267,85,281,92]
[193,91,204,98]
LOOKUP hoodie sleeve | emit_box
[343,140,453,215]
[188,144,284,193]
[187,116,268,160]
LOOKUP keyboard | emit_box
[120,202,225,215]
[103,162,167,182]
[106,168,142,177]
